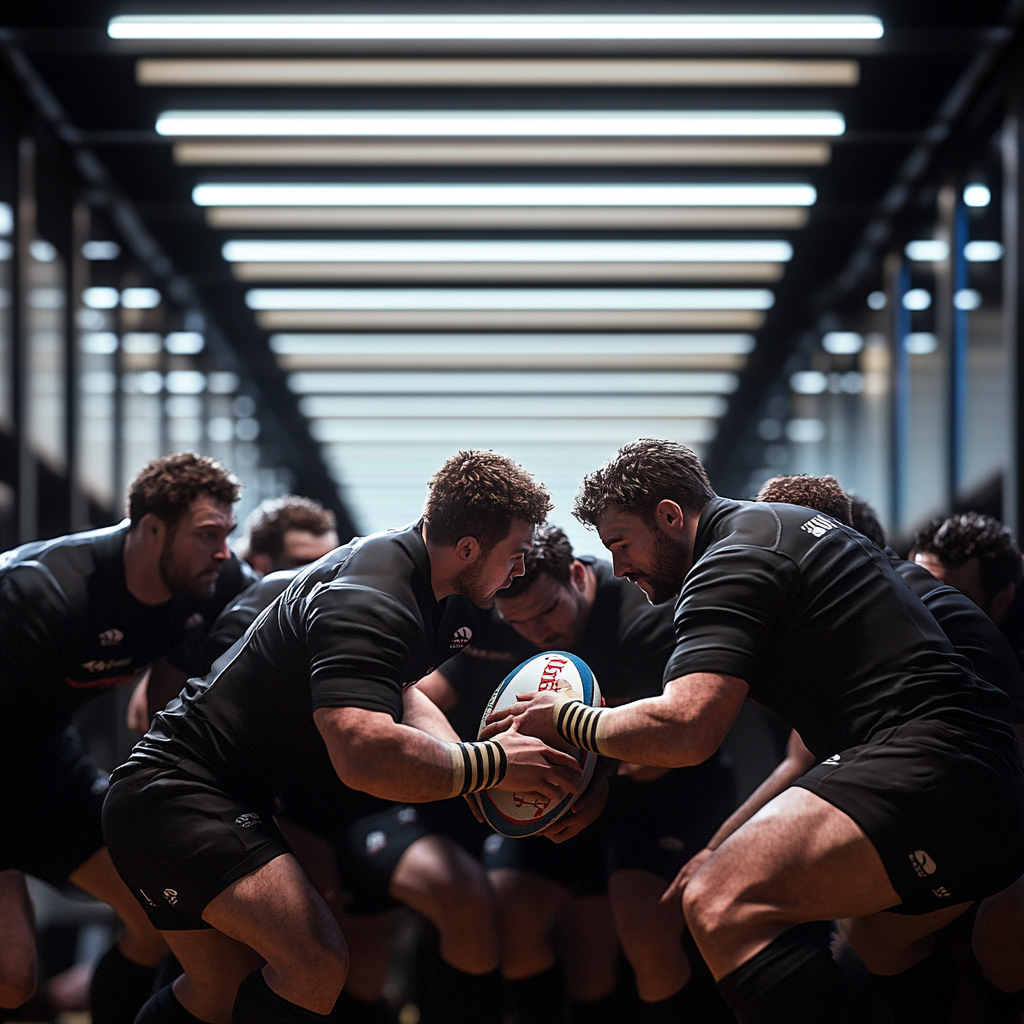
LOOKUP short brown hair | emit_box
[850,496,886,548]
[246,496,337,560]
[912,513,1023,599]
[573,438,715,528]
[756,474,853,526]
[127,451,240,527]
[500,525,575,600]
[424,450,552,550]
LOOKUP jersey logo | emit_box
[932,886,952,899]
[801,515,838,539]
[184,612,205,630]
[235,813,261,828]
[81,657,131,673]
[909,850,937,877]
[98,628,124,646]
[822,754,841,766]
[163,888,178,906]
[450,626,473,650]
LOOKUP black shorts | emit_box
[416,795,495,861]
[796,718,1024,915]
[103,763,288,931]
[1,728,109,887]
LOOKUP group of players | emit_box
[1,442,1023,1024]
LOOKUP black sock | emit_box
[504,964,566,1024]
[331,988,397,1023]
[873,944,954,1024]
[717,922,850,1024]
[984,980,1024,1024]
[231,969,332,1023]
[418,959,501,1024]
[89,945,158,1024]
[568,986,625,1023]
[134,982,207,1023]
[638,978,738,1023]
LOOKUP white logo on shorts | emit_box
[397,807,418,824]
[822,754,841,766]
[235,813,261,828]
[483,834,504,855]
[801,515,837,539]
[99,628,124,646]
[909,850,937,877]
[366,830,388,855]
[163,888,179,906]
[450,626,473,650]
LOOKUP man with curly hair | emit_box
[103,450,583,1024]
[0,452,257,1022]
[241,495,340,577]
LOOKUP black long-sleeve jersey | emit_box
[0,523,256,750]
[665,499,1015,762]
[438,558,675,740]
[118,523,486,805]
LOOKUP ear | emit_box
[654,499,687,536]
[453,535,482,565]
[136,512,167,547]
[249,553,273,578]
[990,583,1016,626]
[569,560,587,592]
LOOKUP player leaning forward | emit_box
[496,439,1024,1024]
[104,451,582,1024]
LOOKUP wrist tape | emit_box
[450,741,507,797]
[554,697,608,754]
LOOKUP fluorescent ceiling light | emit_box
[905,332,937,355]
[247,288,774,311]
[963,184,991,208]
[138,58,860,88]
[902,289,931,311]
[954,289,982,311]
[174,140,832,167]
[196,183,816,207]
[111,15,884,42]
[225,240,793,262]
[964,240,1003,262]
[287,370,739,394]
[821,331,863,354]
[904,239,949,262]
[159,110,844,138]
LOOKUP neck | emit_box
[422,522,455,602]
[122,527,175,605]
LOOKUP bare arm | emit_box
[486,672,749,768]
[402,684,460,743]
[415,670,458,713]
[314,705,583,804]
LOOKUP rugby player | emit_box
[492,439,1024,1024]
[0,452,256,1022]
[421,525,735,1023]
[103,451,582,1024]
[240,495,340,577]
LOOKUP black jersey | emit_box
[119,522,485,803]
[0,523,256,749]
[665,499,1015,761]
[439,558,676,739]
[888,550,1024,724]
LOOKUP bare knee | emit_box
[0,972,37,1011]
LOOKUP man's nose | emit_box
[510,560,526,579]
[214,538,231,560]
[611,552,631,578]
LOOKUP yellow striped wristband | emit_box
[449,741,507,797]
[554,697,608,754]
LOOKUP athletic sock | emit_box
[567,987,624,1023]
[716,921,850,1024]
[872,944,954,1024]
[503,964,566,1024]
[89,944,159,1024]
[134,982,208,1023]
[231,969,333,1023]
[984,981,1024,1023]
[637,978,737,1023]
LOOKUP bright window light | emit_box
[790,370,827,394]
[158,110,845,138]
[866,290,886,310]
[80,332,118,355]
[83,287,120,309]
[786,418,826,443]
[963,184,991,208]
[822,331,863,354]
[197,183,816,208]
[165,371,207,394]
[121,287,161,309]
[964,240,1003,262]
[111,15,884,42]
[30,240,57,263]
[0,202,12,236]
[82,240,121,260]
[165,331,205,354]
[904,239,949,262]
[225,240,793,263]
[247,288,775,311]
[902,289,931,311]
[905,333,937,354]
[122,332,162,354]
[954,289,982,311]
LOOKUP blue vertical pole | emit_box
[892,261,911,529]
[950,198,969,506]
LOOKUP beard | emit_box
[637,530,691,605]
[159,534,219,598]
[454,558,508,610]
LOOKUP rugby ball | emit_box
[476,651,601,838]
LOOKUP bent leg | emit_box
[555,894,619,1003]
[0,870,36,1009]
[973,872,1024,992]
[842,902,972,975]
[489,867,567,980]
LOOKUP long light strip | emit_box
[287,370,739,394]
[246,288,774,311]
[138,58,860,88]
[225,240,793,262]
[196,183,816,207]
[158,110,845,138]
[110,15,883,42]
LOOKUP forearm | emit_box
[403,684,460,743]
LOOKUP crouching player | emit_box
[103,451,582,1024]
[423,525,736,1022]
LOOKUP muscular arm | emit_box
[415,669,458,713]
[402,684,460,743]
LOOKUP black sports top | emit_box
[664,499,1015,761]
[0,523,256,749]
[888,551,1024,724]
[119,523,485,802]
[439,558,676,740]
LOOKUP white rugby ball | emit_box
[476,651,601,838]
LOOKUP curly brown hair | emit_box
[756,474,853,526]
[573,438,715,528]
[424,450,552,551]
[500,525,575,600]
[912,512,1023,599]
[246,496,337,560]
[127,452,240,528]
